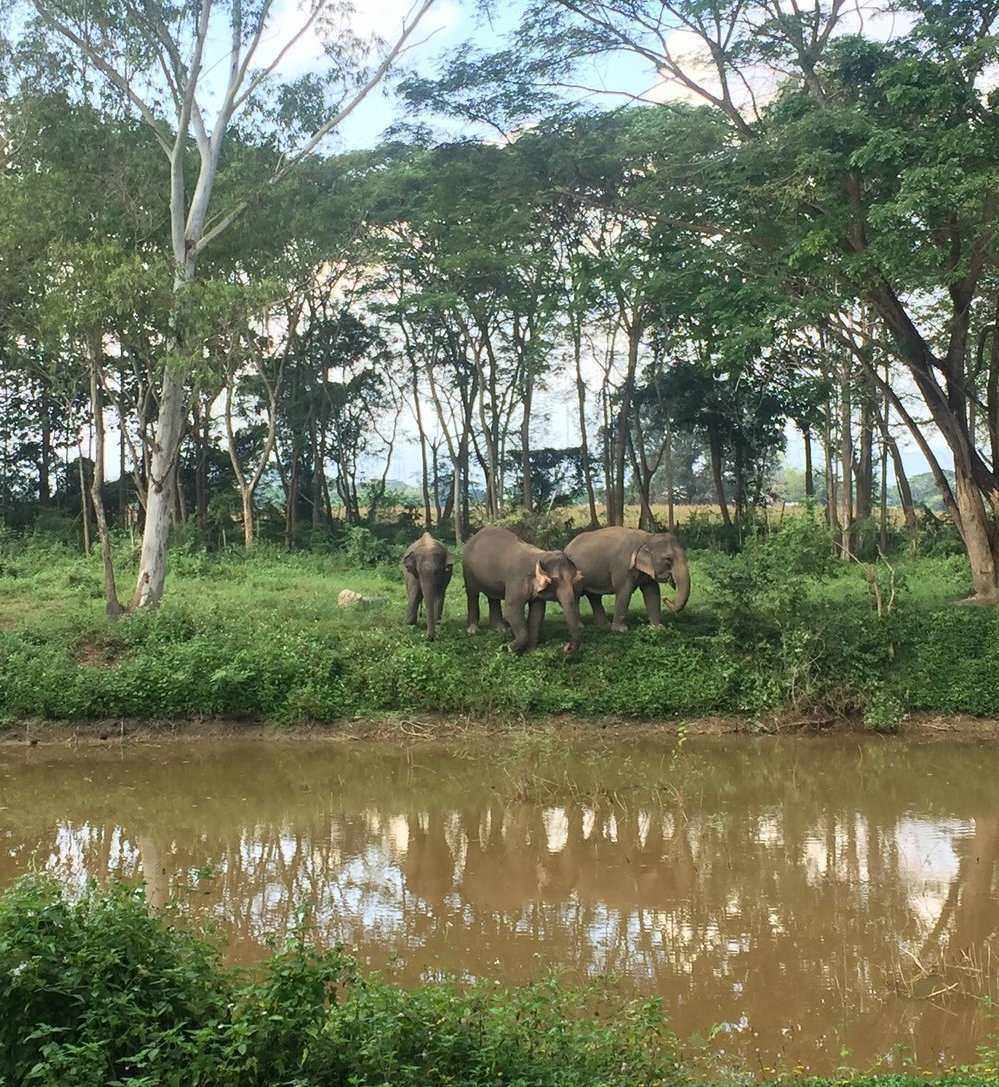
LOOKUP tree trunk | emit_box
[879,405,889,555]
[241,487,254,548]
[286,451,299,546]
[733,439,746,523]
[854,378,875,524]
[609,324,641,527]
[802,427,814,499]
[573,316,600,528]
[600,379,614,525]
[627,431,656,531]
[78,446,92,556]
[193,398,208,534]
[839,354,854,559]
[663,416,676,530]
[823,365,840,537]
[118,378,128,525]
[888,438,918,542]
[39,387,51,506]
[988,308,999,484]
[130,364,187,608]
[708,426,731,527]
[521,372,534,512]
[411,355,433,529]
[953,464,999,601]
[89,342,123,618]
[310,414,323,530]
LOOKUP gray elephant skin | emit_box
[462,526,584,653]
[402,532,453,640]
[565,526,690,632]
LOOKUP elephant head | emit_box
[630,533,690,612]
[403,536,453,639]
[531,552,584,652]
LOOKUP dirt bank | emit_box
[4,711,999,747]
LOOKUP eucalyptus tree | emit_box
[13,0,436,606]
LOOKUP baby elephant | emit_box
[402,532,453,640]
[565,526,690,632]
[462,526,583,654]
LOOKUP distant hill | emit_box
[905,470,955,512]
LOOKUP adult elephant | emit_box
[565,527,690,632]
[402,532,453,640]
[462,526,583,653]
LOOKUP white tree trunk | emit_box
[131,366,189,608]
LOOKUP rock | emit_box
[336,590,387,609]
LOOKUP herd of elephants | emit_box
[401,525,692,653]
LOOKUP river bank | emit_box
[5,710,999,747]
[3,544,998,730]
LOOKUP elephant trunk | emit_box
[668,554,691,613]
[557,581,582,653]
[420,570,438,640]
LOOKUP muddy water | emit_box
[1,734,997,1076]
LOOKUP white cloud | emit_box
[258,0,462,78]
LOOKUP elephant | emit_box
[462,526,583,653]
[402,532,453,640]
[564,526,690,632]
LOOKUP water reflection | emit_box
[1,735,997,1074]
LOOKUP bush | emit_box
[488,508,576,551]
[0,876,683,1087]
[341,524,392,566]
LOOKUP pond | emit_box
[1,732,997,1077]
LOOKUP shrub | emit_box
[341,524,391,566]
[488,508,576,551]
[0,876,684,1087]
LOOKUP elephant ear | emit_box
[630,547,656,579]
[403,552,418,574]
[531,560,553,595]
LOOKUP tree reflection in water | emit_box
[1,735,996,1075]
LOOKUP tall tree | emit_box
[17,0,435,606]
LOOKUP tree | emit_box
[16,0,436,606]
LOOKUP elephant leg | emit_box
[586,593,609,628]
[505,597,530,653]
[611,581,634,633]
[527,599,547,649]
[488,597,509,631]
[641,582,663,627]
[466,585,481,635]
[405,571,422,626]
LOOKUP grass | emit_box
[0,518,995,726]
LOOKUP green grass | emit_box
[0,528,995,726]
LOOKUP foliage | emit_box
[0,523,994,729]
[485,508,577,551]
[0,875,683,1087]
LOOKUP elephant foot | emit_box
[610,621,628,634]
[467,623,478,636]
[507,641,527,655]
